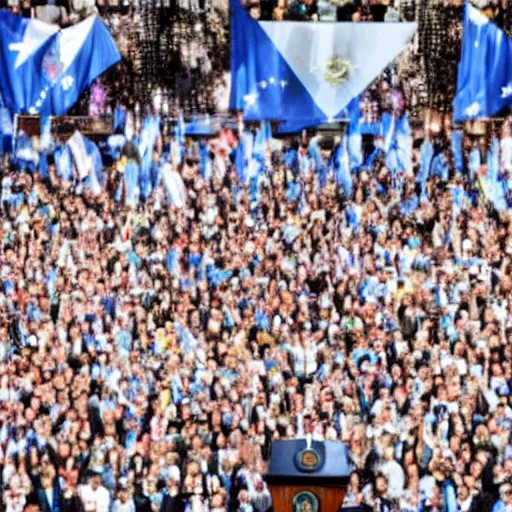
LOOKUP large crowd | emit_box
[0,94,512,512]
[1,3,512,512]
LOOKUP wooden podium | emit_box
[265,439,352,512]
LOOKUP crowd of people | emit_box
[2,2,512,512]
[0,84,511,512]
[243,0,402,22]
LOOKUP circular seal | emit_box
[324,56,352,87]
[301,450,319,468]
[295,448,321,472]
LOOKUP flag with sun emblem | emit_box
[229,0,417,127]
[0,10,120,116]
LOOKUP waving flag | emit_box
[185,115,216,136]
[66,131,103,194]
[418,140,433,197]
[230,0,416,125]
[453,3,512,122]
[0,10,120,116]
[451,130,464,174]
[333,136,352,198]
[481,137,507,211]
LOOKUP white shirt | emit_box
[290,344,318,377]
[78,484,110,512]
[113,499,136,512]
[380,460,405,499]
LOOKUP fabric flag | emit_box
[481,137,507,211]
[309,136,329,189]
[113,106,126,133]
[83,136,104,190]
[382,113,396,154]
[199,141,212,181]
[235,135,247,184]
[67,130,92,180]
[381,112,412,181]
[0,10,120,116]
[235,132,255,185]
[175,112,186,144]
[185,115,217,136]
[309,136,323,170]
[451,130,464,174]
[453,3,512,121]
[347,96,381,136]
[139,116,160,199]
[171,112,185,166]
[40,116,52,150]
[348,133,363,171]
[418,140,433,197]
[230,0,417,125]
[161,162,187,208]
[54,144,73,181]
[252,122,267,163]
[468,147,481,182]
[333,136,352,198]
[15,131,39,171]
[119,161,140,206]
[66,130,102,194]
[431,151,449,182]
[346,99,364,171]
[0,108,13,154]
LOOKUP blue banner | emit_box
[230,0,416,125]
[0,10,120,116]
[453,3,512,121]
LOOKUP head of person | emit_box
[500,483,512,505]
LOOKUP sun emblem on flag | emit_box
[324,56,353,87]
[42,34,64,83]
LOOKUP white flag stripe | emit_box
[259,21,417,118]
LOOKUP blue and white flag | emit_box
[230,0,417,124]
[382,112,412,180]
[451,130,464,174]
[185,115,217,136]
[0,108,13,136]
[175,112,186,144]
[0,108,13,154]
[418,139,433,197]
[481,137,507,211]
[40,116,52,150]
[199,141,212,181]
[66,130,103,194]
[0,10,120,116]
[468,147,481,182]
[333,136,352,198]
[161,163,187,208]
[252,122,268,163]
[453,3,512,122]
[347,96,381,136]
[235,135,248,184]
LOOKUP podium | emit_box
[266,439,352,512]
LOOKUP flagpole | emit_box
[12,113,18,154]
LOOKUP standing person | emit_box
[78,472,110,512]
[36,473,63,512]
[113,480,136,512]
[493,483,512,512]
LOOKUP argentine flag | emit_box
[230,0,416,125]
[0,9,120,116]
